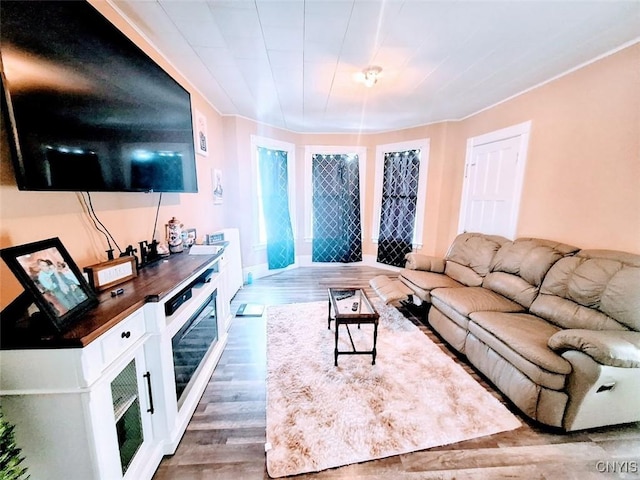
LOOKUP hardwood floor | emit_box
[152,266,640,480]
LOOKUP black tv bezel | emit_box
[0,0,199,194]
[1,70,27,186]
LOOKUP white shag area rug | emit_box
[265,300,521,478]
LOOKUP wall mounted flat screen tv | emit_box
[1,1,198,193]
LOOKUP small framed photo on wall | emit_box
[195,109,208,157]
[213,168,223,204]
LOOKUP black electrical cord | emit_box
[152,192,163,242]
[81,192,123,256]
[80,193,112,253]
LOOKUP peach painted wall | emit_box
[0,1,229,307]
[442,42,640,255]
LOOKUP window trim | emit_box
[250,135,296,249]
[304,145,367,242]
[372,139,430,249]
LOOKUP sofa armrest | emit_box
[404,253,445,272]
[548,329,640,368]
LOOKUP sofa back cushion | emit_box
[482,238,579,308]
[443,232,509,287]
[530,250,640,332]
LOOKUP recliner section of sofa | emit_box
[399,232,509,304]
[395,233,640,431]
[429,237,579,355]
[531,249,640,430]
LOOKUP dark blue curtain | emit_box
[376,150,420,267]
[312,154,362,263]
[258,147,295,269]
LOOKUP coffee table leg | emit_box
[334,321,339,366]
[372,321,378,365]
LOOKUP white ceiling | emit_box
[111,0,640,134]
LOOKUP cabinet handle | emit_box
[143,371,155,414]
[121,331,131,339]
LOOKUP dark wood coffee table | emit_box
[327,287,380,366]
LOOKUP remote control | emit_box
[351,302,359,311]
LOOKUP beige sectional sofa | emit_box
[394,233,640,431]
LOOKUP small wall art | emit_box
[195,109,208,157]
[213,168,223,204]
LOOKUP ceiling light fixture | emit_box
[358,66,382,87]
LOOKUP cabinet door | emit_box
[218,266,232,332]
[92,347,157,479]
[111,357,146,476]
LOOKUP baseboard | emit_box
[242,261,299,283]
[298,254,401,270]
[242,256,401,284]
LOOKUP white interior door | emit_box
[458,122,531,239]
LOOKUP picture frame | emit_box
[0,237,98,333]
[195,109,208,157]
[213,168,223,204]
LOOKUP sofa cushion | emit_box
[399,269,463,301]
[431,286,525,317]
[548,329,640,368]
[430,298,473,332]
[481,272,539,309]
[404,253,445,272]
[529,294,628,332]
[442,232,509,286]
[483,238,579,308]
[530,250,640,331]
[469,312,571,390]
[465,333,569,426]
[428,307,469,353]
[444,262,483,287]
[369,275,413,304]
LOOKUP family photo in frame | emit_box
[0,237,98,333]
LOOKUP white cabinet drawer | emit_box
[101,310,145,366]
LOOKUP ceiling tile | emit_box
[160,1,226,48]
[113,0,640,133]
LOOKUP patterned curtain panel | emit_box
[258,147,295,269]
[312,154,362,263]
[376,149,420,267]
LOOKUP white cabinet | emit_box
[144,258,228,454]
[0,251,238,479]
[89,340,159,480]
[216,228,243,298]
[0,309,162,480]
[213,228,242,332]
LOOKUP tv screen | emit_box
[1,1,198,193]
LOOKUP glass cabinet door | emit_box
[111,359,144,476]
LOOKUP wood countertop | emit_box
[1,251,221,350]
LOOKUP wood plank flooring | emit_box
[152,266,640,480]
